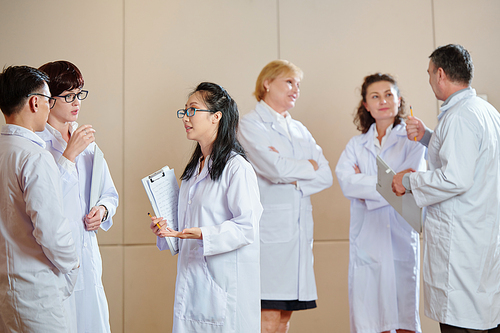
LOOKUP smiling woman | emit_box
[335,73,426,333]
[238,60,333,333]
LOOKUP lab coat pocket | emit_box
[260,203,294,243]
[180,256,228,325]
[61,267,79,300]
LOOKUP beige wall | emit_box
[1,0,499,332]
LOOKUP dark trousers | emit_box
[440,323,500,333]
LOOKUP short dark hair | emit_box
[429,44,474,85]
[353,73,406,134]
[0,65,49,116]
[38,60,84,96]
[181,82,247,182]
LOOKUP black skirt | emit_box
[261,299,317,311]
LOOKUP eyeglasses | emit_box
[56,90,88,103]
[177,107,215,118]
[27,93,57,109]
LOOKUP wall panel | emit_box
[279,0,436,242]
[0,0,125,246]
[433,0,500,109]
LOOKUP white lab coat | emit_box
[157,154,262,333]
[238,102,333,301]
[0,125,79,333]
[336,122,426,333]
[408,88,500,330]
[38,123,119,333]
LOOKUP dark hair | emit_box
[429,44,473,85]
[0,65,49,116]
[353,73,406,134]
[38,60,84,96]
[181,82,247,182]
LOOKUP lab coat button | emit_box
[188,200,192,204]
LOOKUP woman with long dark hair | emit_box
[150,82,262,333]
[336,73,426,333]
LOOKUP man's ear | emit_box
[28,95,38,113]
[437,67,447,83]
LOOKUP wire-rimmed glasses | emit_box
[177,107,215,118]
[56,90,88,103]
[26,93,57,109]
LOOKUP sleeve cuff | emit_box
[58,155,76,173]
[420,127,433,147]
[402,173,412,192]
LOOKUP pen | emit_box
[148,212,162,230]
[410,106,416,141]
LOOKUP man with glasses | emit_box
[0,65,79,332]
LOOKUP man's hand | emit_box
[392,168,415,196]
[406,116,426,142]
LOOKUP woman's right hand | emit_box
[308,159,319,171]
[63,124,96,162]
[149,214,167,237]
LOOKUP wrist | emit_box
[402,174,412,193]
[62,151,76,162]
[100,205,109,221]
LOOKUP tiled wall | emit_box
[1,0,500,332]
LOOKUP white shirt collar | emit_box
[45,122,78,147]
[373,123,394,152]
[1,124,47,148]
[259,100,292,139]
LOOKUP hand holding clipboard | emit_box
[142,166,180,255]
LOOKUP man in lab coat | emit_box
[392,44,500,333]
[0,65,79,332]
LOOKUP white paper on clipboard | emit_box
[141,166,179,255]
[376,155,423,233]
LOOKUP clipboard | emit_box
[89,144,104,210]
[141,166,179,255]
[376,155,423,233]
[89,144,104,234]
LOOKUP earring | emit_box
[266,88,269,93]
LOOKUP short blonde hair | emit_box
[253,60,303,101]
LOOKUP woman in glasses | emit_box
[150,82,262,333]
[37,60,119,333]
[238,60,333,333]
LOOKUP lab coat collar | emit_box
[254,102,292,141]
[1,124,46,148]
[438,87,475,121]
[360,122,406,156]
[37,122,79,154]
[193,154,211,185]
[381,122,407,153]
